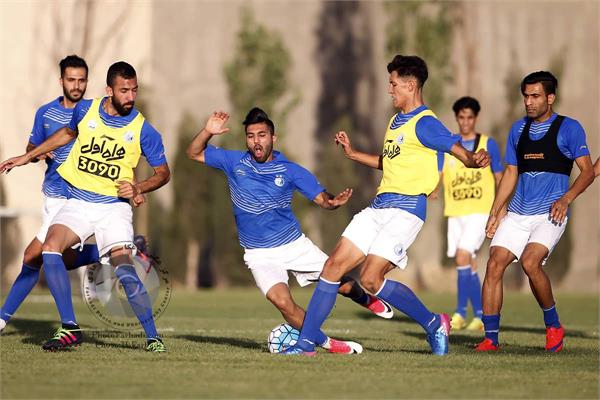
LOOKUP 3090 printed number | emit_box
[77,156,120,180]
[452,186,483,200]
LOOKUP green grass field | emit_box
[1,288,598,399]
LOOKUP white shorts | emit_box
[36,195,68,242]
[50,198,134,257]
[243,234,327,296]
[490,212,567,261]
[341,207,424,269]
[446,214,488,258]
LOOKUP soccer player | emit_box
[284,55,490,356]
[476,71,595,352]
[437,97,503,331]
[0,62,170,352]
[186,108,394,354]
[0,55,101,332]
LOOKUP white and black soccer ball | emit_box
[267,323,300,353]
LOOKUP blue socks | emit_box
[377,279,439,334]
[75,244,100,267]
[115,265,158,339]
[42,252,77,325]
[0,264,40,322]
[469,271,483,318]
[543,304,560,328]
[456,265,470,317]
[0,245,98,324]
[297,277,340,351]
[482,314,500,345]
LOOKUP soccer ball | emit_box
[267,323,300,353]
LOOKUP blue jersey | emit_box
[66,98,167,203]
[29,97,77,198]
[205,146,325,249]
[437,135,504,173]
[505,113,589,215]
[371,105,459,221]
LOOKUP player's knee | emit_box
[23,247,42,267]
[322,258,345,281]
[520,255,542,276]
[455,250,471,266]
[359,270,384,294]
[486,256,507,280]
[41,240,61,254]
[109,246,134,266]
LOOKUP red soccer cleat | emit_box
[365,295,394,319]
[474,338,499,352]
[326,338,363,354]
[545,325,564,353]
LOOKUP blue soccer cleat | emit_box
[281,342,317,356]
[427,313,450,356]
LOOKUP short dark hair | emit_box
[106,61,137,86]
[59,55,88,77]
[453,96,481,116]
[243,107,275,134]
[520,71,558,95]
[387,55,428,88]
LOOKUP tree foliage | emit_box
[384,1,454,111]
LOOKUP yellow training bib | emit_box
[377,109,440,196]
[58,97,144,197]
[442,134,496,216]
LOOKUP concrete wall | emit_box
[1,0,598,292]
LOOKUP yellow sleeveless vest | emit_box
[58,97,144,197]
[442,134,495,216]
[377,109,440,196]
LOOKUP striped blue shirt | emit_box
[29,97,77,198]
[205,146,324,249]
[66,98,167,204]
[505,113,589,215]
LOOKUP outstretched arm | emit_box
[449,142,490,169]
[594,156,600,177]
[0,127,75,173]
[334,131,382,170]
[313,188,353,210]
[187,111,230,163]
[549,155,595,224]
[485,165,518,238]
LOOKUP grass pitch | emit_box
[1,288,598,399]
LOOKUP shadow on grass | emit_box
[6,318,56,345]
[501,324,598,339]
[353,311,413,324]
[7,319,147,350]
[174,334,264,351]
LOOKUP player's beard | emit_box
[112,97,135,116]
[63,87,84,103]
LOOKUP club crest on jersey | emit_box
[123,131,134,143]
[396,134,404,144]
[87,119,97,130]
[235,168,246,176]
[393,243,404,257]
[274,175,285,187]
